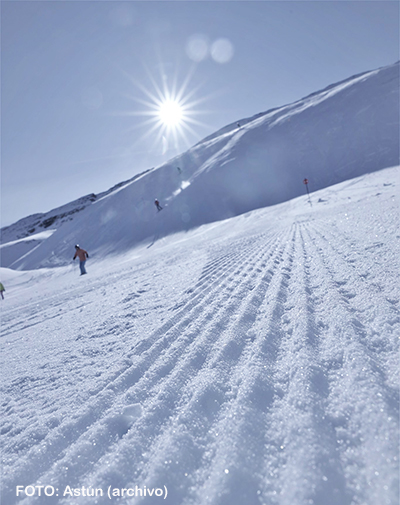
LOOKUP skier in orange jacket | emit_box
[73,245,89,275]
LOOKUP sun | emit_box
[118,62,214,157]
[158,100,183,127]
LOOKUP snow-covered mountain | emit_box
[1,62,398,270]
[1,166,399,505]
[0,171,150,268]
[1,171,152,244]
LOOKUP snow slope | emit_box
[1,166,399,505]
[0,231,57,270]
[0,172,150,268]
[3,62,398,270]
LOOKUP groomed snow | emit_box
[1,166,399,505]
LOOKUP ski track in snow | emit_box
[1,169,399,505]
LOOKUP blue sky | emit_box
[2,1,399,227]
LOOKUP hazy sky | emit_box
[2,1,399,227]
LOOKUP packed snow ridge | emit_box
[1,62,398,270]
[1,62,399,505]
[1,167,399,505]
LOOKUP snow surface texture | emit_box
[1,167,399,505]
[2,62,398,270]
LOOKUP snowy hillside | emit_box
[0,171,150,268]
[2,62,398,270]
[1,166,399,505]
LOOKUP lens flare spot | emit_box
[211,38,234,64]
[186,34,209,62]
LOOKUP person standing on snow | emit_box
[73,245,89,275]
[0,282,5,299]
[154,199,163,211]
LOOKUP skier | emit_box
[0,282,5,300]
[73,245,89,275]
[177,166,182,174]
[154,199,163,211]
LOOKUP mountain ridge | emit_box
[2,61,398,270]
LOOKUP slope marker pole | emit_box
[303,178,312,207]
